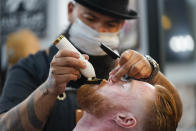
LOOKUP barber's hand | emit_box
[109,50,152,82]
[46,49,88,95]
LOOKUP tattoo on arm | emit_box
[0,83,53,131]
[9,107,25,131]
[27,94,44,129]
[0,107,25,131]
[0,117,7,131]
[40,87,49,96]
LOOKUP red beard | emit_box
[77,80,116,118]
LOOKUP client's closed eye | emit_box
[121,85,126,88]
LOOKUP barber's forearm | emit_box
[0,82,58,131]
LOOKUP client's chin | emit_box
[77,80,116,118]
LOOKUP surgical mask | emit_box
[69,18,120,56]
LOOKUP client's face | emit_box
[77,80,155,118]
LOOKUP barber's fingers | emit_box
[51,57,86,69]
[56,50,89,60]
[47,50,89,95]
[53,74,79,84]
[83,54,89,60]
[112,54,141,80]
[55,49,80,58]
[51,66,80,76]
[140,66,152,78]
[109,66,120,82]
[52,73,79,92]
[119,50,134,66]
[109,66,120,76]
[56,82,67,92]
[132,66,151,79]
[110,49,154,82]
[128,60,146,77]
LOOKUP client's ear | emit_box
[113,113,137,128]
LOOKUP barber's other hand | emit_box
[109,50,152,82]
[46,49,88,95]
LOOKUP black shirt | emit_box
[0,43,115,130]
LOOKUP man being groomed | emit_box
[75,79,182,131]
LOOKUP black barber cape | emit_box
[0,32,115,130]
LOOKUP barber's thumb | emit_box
[82,54,89,60]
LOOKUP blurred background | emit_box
[0,0,195,130]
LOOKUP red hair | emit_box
[143,85,182,131]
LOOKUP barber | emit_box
[0,0,182,130]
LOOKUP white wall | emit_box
[39,0,70,49]
[137,0,148,55]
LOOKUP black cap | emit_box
[74,0,137,19]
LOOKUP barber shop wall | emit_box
[0,0,48,88]
[161,0,196,130]
[39,0,70,48]
[0,0,70,64]
[0,0,70,88]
